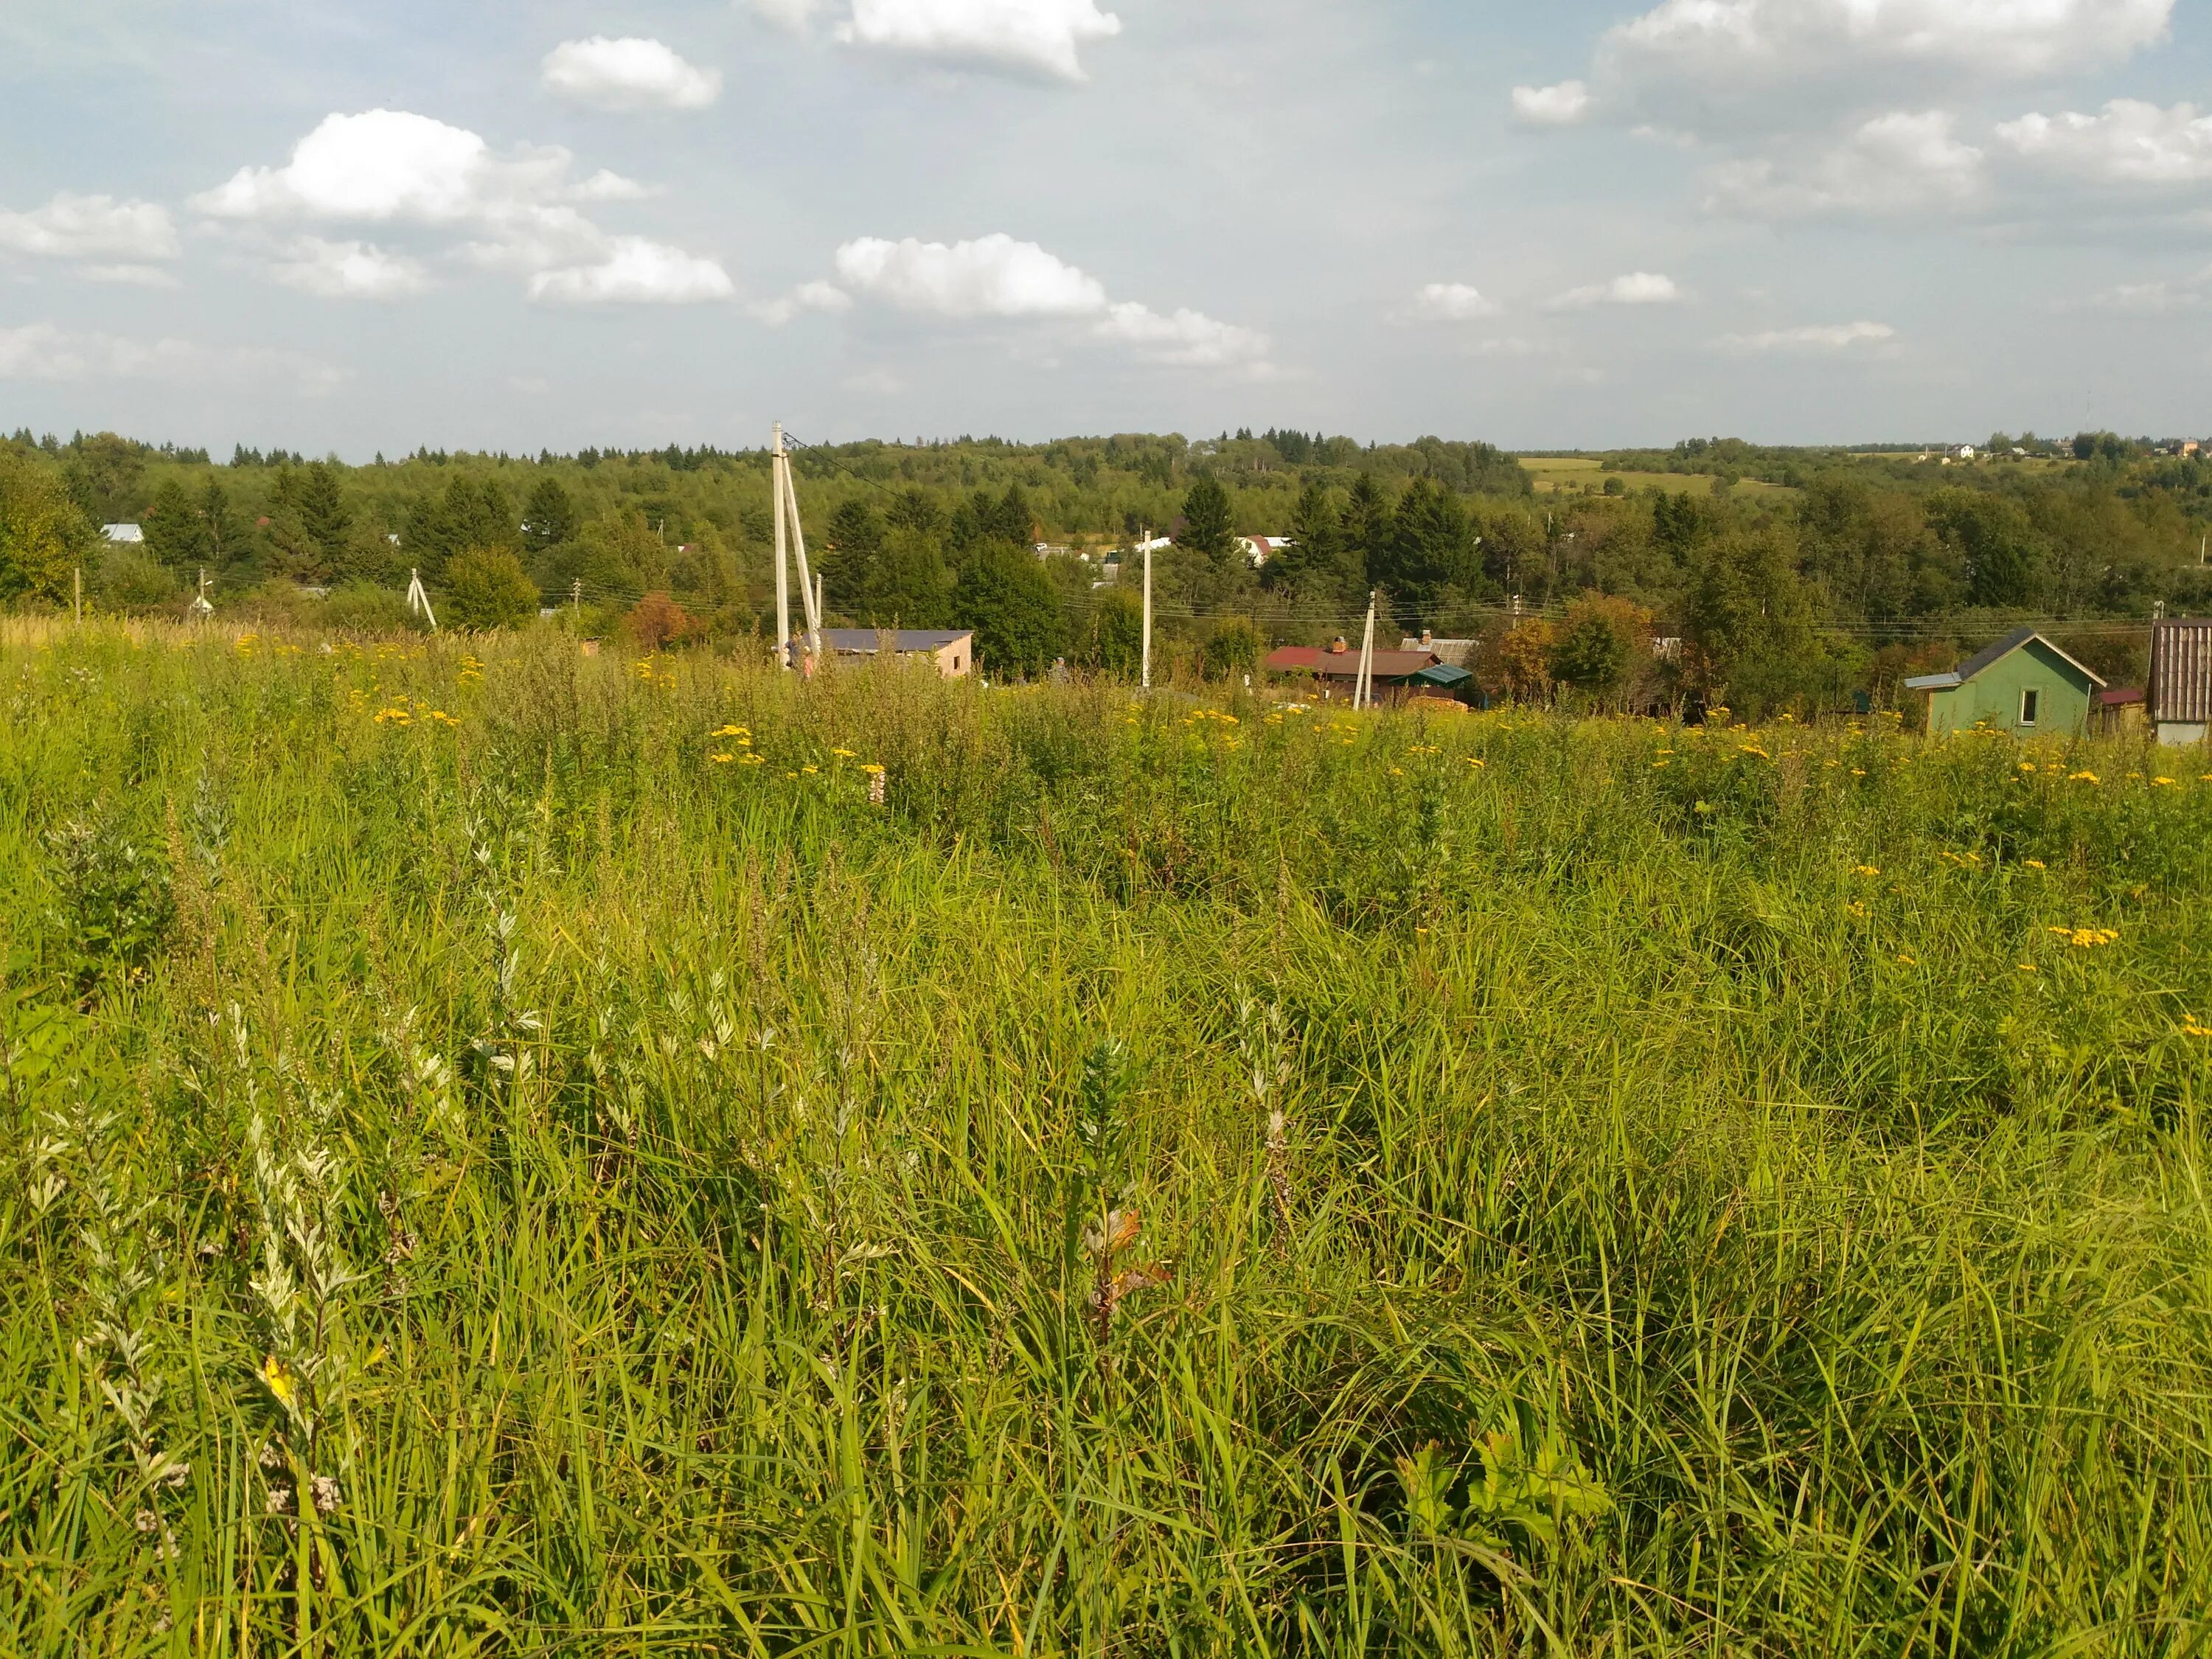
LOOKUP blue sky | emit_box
[2,0,2209,456]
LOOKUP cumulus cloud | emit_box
[529,237,736,305]
[759,0,1121,81]
[1402,282,1503,322]
[1997,100,2212,185]
[193,110,572,223]
[271,237,434,299]
[0,192,179,261]
[755,279,858,324]
[1705,111,1986,218]
[542,38,723,112]
[1512,81,1589,126]
[1543,0,2171,128]
[1548,271,1682,310]
[195,111,721,305]
[0,321,344,394]
[821,232,1270,369]
[1717,320,1896,351]
[833,232,1107,316]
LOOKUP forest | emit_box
[3,423,2209,708]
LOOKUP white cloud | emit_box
[827,232,1270,369]
[82,264,181,288]
[0,321,344,394]
[1565,0,2171,128]
[1548,271,1682,310]
[1717,320,1896,351]
[1997,100,2212,186]
[571,169,657,202]
[1403,282,1502,322]
[529,237,735,305]
[542,38,723,112]
[197,111,720,305]
[1705,111,1986,218]
[0,192,179,261]
[834,232,1107,316]
[1512,81,1589,126]
[755,279,856,324]
[194,110,568,223]
[271,237,434,299]
[835,0,1122,82]
[1096,302,1271,369]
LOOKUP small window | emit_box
[2020,688,2040,727]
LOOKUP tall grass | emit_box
[2,619,2208,1655]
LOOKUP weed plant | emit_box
[1,619,2208,1655]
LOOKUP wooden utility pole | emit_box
[570,577,582,619]
[773,426,791,670]
[1141,533,1153,691]
[1354,589,1378,709]
[770,424,823,670]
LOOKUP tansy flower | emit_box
[860,762,886,775]
[2024,859,2046,869]
[710,753,734,764]
[2018,963,2038,973]
[1896,953,1917,965]
[801,765,819,775]
[2068,771,2098,783]
[1852,865,1880,877]
[740,754,765,765]
[831,748,856,758]
[2184,1020,2212,1038]
[2152,776,2176,787]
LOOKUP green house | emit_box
[1905,628,2105,737]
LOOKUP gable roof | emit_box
[1902,627,2107,693]
[1265,645,1441,681]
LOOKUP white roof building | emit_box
[102,523,145,544]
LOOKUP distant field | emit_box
[1517,456,1796,500]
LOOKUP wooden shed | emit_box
[2149,619,2211,746]
[1904,628,2104,737]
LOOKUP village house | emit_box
[2149,617,2212,746]
[815,628,974,680]
[1264,638,1474,703]
[1904,627,2104,737]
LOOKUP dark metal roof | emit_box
[2150,619,2212,724]
[1410,662,1475,687]
[821,628,971,653]
[2096,686,2145,707]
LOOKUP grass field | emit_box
[1515,458,1795,501]
[5,621,2211,1655]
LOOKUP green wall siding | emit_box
[1926,640,2096,736]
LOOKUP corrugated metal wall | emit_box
[2150,620,2212,724]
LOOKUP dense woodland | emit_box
[3,424,2209,711]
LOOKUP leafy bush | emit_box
[442,546,540,630]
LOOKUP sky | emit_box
[1,0,2210,456]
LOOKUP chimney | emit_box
[1329,636,1349,654]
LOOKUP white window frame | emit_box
[2019,687,2040,728]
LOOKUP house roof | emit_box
[1409,662,1475,688]
[1903,627,2107,694]
[820,628,972,653]
[2096,686,2145,708]
[2151,618,2212,723]
[1265,645,1441,681]
[101,523,144,543]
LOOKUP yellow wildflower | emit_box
[1896,953,1917,965]
[832,748,856,759]
[2024,859,2046,869]
[1851,865,1880,877]
[2067,771,2098,783]
[710,753,734,764]
[860,762,886,775]
[740,754,765,766]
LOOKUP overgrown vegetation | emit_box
[3,619,2208,1654]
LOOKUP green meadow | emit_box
[5,622,2211,1655]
